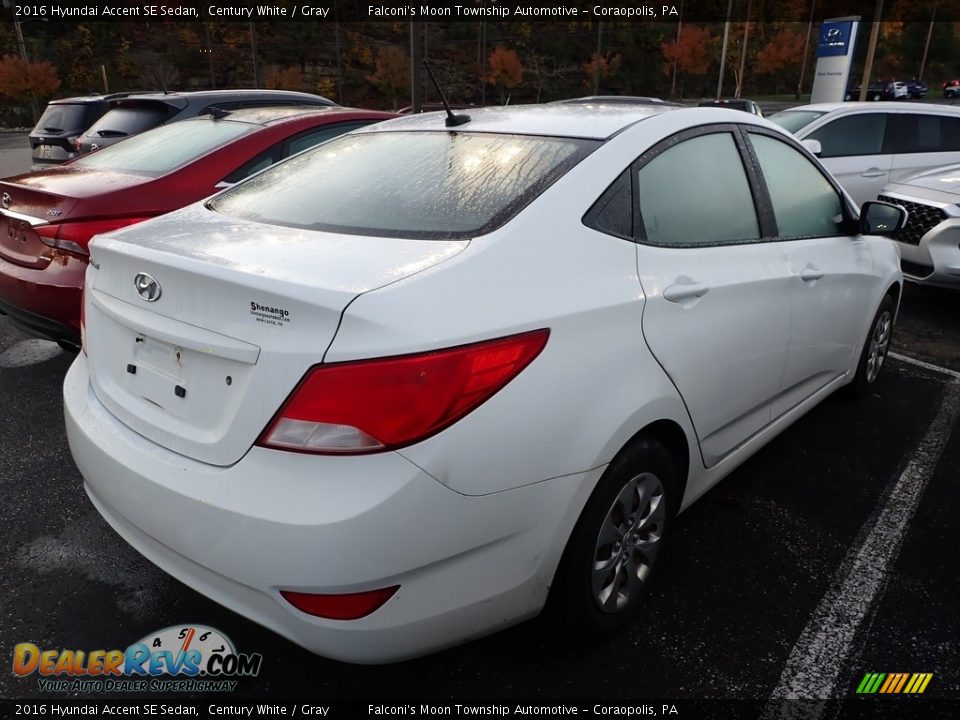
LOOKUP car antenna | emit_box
[422,60,470,127]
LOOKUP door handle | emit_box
[860,168,887,178]
[800,267,824,282]
[663,282,710,302]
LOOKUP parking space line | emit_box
[764,379,960,704]
[890,351,960,381]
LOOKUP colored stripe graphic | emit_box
[856,672,933,694]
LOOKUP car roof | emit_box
[181,105,394,126]
[784,101,960,114]
[362,104,678,140]
[554,96,685,107]
[108,89,335,108]
[47,92,137,105]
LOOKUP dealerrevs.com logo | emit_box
[13,625,262,693]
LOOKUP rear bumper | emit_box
[0,253,84,343]
[64,353,594,663]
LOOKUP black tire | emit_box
[547,437,679,639]
[848,294,895,398]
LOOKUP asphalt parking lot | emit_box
[1,136,958,709]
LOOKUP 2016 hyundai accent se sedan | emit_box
[64,104,905,664]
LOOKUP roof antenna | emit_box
[422,60,470,127]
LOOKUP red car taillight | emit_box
[280,587,400,620]
[257,329,550,454]
[36,217,150,256]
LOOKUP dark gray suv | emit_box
[76,89,335,155]
[29,93,137,169]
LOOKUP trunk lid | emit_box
[85,203,468,466]
[0,178,79,269]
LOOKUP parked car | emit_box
[64,104,903,663]
[697,98,764,116]
[75,89,335,155]
[907,79,929,98]
[845,81,892,101]
[878,166,960,288]
[769,102,960,205]
[0,106,395,348]
[891,81,909,99]
[943,79,960,98]
[29,93,136,169]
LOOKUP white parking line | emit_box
[765,378,960,704]
[0,338,62,369]
[889,351,960,381]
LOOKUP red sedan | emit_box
[0,106,396,348]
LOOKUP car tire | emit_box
[848,294,895,398]
[547,437,678,639]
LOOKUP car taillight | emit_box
[36,217,150,256]
[258,329,550,455]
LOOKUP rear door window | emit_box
[636,132,760,246]
[887,113,960,153]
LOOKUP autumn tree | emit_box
[366,46,409,110]
[584,52,622,94]
[0,54,61,103]
[754,28,807,94]
[661,25,714,97]
[266,65,307,91]
[486,46,523,104]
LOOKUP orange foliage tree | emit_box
[584,52,622,93]
[661,25,714,97]
[366,46,409,110]
[0,54,61,104]
[754,28,806,93]
[487,46,524,103]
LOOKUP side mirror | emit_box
[801,139,822,156]
[860,200,908,236]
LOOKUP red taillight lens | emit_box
[36,217,151,256]
[280,586,399,620]
[258,329,550,454]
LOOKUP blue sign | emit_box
[817,21,854,58]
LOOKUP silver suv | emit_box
[880,167,960,289]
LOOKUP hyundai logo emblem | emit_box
[826,27,841,39]
[1,193,10,209]
[134,273,162,302]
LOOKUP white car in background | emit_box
[65,104,904,663]
[879,164,960,288]
[770,101,960,206]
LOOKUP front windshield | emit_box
[210,131,598,239]
[73,119,252,176]
[768,110,826,134]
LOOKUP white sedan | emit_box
[65,104,904,663]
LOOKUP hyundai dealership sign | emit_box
[811,17,860,103]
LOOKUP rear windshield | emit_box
[209,131,597,239]
[768,110,826,134]
[84,103,177,138]
[33,103,101,134]
[73,119,253,176]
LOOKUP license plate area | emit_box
[127,334,188,410]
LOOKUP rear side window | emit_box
[749,133,842,239]
[806,114,887,158]
[887,114,960,153]
[73,119,252,175]
[84,103,176,138]
[210,131,597,239]
[583,170,632,239]
[636,132,760,246]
